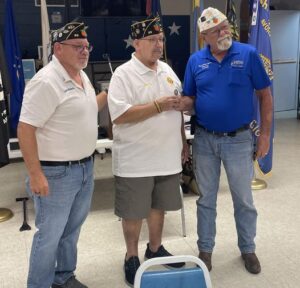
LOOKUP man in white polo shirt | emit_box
[18,22,107,288]
[108,14,189,286]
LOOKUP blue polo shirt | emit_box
[183,41,271,132]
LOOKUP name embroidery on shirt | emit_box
[231,60,244,68]
[64,87,75,93]
[198,62,212,70]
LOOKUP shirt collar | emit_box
[52,55,85,85]
[131,53,165,75]
[202,41,240,61]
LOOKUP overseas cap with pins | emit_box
[197,7,227,33]
[51,22,88,44]
[131,14,163,39]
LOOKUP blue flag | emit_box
[248,0,274,175]
[151,0,162,16]
[146,0,162,16]
[4,0,25,134]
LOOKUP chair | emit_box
[179,185,186,237]
[134,255,212,288]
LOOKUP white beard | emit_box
[217,36,232,51]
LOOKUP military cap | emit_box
[51,22,87,44]
[131,14,163,39]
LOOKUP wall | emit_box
[0,0,79,59]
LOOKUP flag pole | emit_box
[251,162,267,190]
[248,0,274,190]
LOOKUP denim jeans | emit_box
[192,127,257,254]
[26,159,94,288]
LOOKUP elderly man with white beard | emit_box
[177,7,273,275]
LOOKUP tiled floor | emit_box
[0,118,300,288]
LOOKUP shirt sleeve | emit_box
[19,78,59,128]
[183,55,197,96]
[108,69,132,122]
[250,48,271,90]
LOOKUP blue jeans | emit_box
[26,159,94,288]
[193,127,257,254]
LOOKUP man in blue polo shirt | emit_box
[178,7,273,274]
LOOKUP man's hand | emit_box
[156,96,180,111]
[29,172,49,196]
[181,142,190,164]
[175,96,195,111]
[255,133,270,159]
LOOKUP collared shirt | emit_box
[108,53,182,177]
[183,41,271,132]
[20,55,98,161]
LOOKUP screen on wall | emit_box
[80,0,147,17]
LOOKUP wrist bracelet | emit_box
[154,100,162,113]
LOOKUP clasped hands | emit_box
[155,96,188,112]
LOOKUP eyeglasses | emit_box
[59,42,93,53]
[202,25,230,37]
[139,37,166,45]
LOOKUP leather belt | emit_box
[40,156,92,166]
[196,123,249,137]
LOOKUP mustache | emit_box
[218,35,231,42]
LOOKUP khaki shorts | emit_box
[114,174,181,220]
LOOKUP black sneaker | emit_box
[124,255,140,287]
[52,276,88,288]
[144,243,185,268]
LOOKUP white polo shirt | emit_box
[108,53,183,177]
[19,56,98,161]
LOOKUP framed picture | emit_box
[22,59,36,84]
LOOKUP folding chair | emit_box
[134,255,212,288]
[179,185,186,237]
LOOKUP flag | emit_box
[249,0,255,16]
[4,0,25,135]
[0,72,9,168]
[145,0,167,62]
[226,0,239,41]
[146,0,152,16]
[248,0,274,175]
[146,0,162,17]
[41,0,51,66]
[192,0,204,52]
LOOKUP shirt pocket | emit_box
[228,69,249,86]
